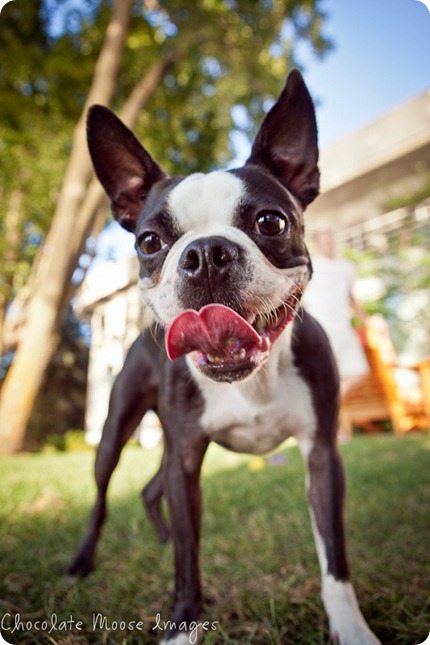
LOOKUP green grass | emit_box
[1,434,429,644]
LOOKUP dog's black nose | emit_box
[179,236,240,281]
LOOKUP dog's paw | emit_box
[330,622,381,645]
[323,577,381,645]
[68,553,94,578]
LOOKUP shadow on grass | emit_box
[1,434,429,644]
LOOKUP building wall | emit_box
[84,284,144,445]
[307,90,430,231]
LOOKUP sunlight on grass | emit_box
[0,434,429,644]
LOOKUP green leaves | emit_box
[0,0,330,325]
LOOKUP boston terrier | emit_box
[70,70,380,644]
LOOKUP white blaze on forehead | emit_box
[167,171,244,232]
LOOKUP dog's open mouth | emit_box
[165,287,303,382]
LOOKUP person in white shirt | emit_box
[304,230,369,399]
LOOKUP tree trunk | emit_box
[59,52,179,314]
[0,190,24,356]
[0,0,136,454]
[1,53,178,355]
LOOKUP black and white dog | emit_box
[70,70,380,644]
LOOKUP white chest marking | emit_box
[192,334,317,455]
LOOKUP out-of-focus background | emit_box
[0,2,429,643]
[1,0,429,450]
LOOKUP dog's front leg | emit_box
[159,434,208,645]
[69,332,159,577]
[302,436,381,645]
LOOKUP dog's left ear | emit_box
[246,69,319,207]
[87,105,167,232]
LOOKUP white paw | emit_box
[322,576,381,645]
[330,620,381,645]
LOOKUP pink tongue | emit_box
[166,304,262,361]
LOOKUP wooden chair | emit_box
[340,316,430,435]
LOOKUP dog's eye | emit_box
[138,232,164,255]
[255,211,287,236]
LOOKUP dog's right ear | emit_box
[87,105,166,232]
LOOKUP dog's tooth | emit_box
[207,354,224,364]
[238,348,247,360]
[255,315,266,333]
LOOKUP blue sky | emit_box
[95,0,430,258]
[300,0,430,148]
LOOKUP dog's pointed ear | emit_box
[246,69,319,207]
[87,105,166,232]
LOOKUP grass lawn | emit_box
[0,433,429,644]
